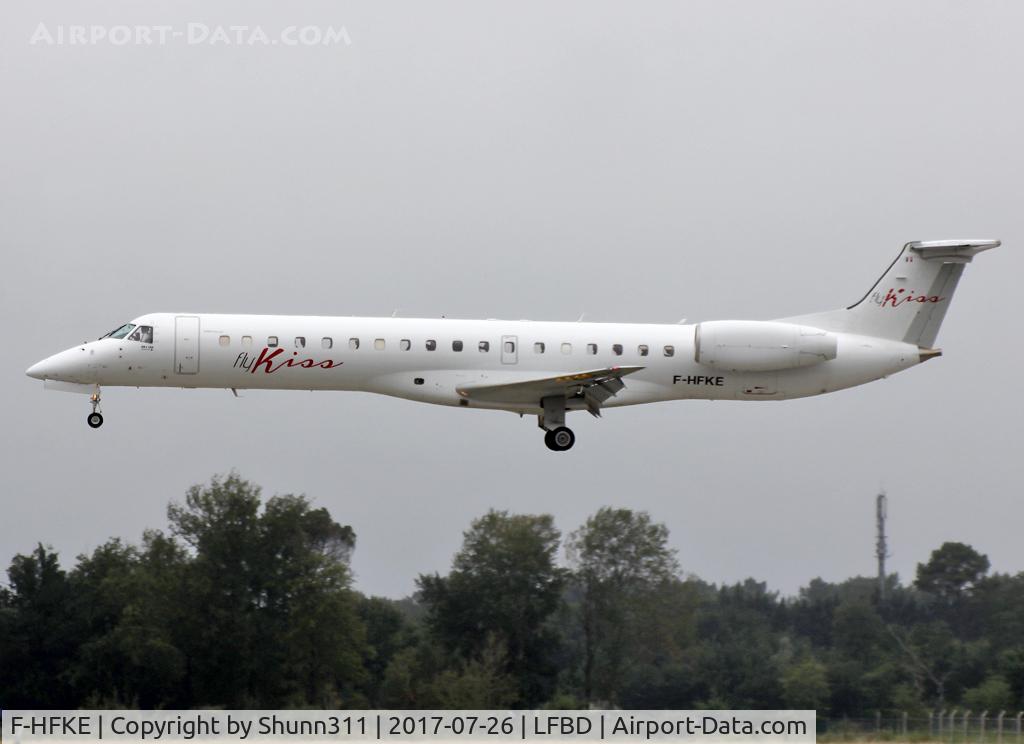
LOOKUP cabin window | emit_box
[242,335,253,348]
[504,340,515,354]
[453,340,464,352]
[638,344,648,356]
[612,344,623,356]
[664,345,675,357]
[374,338,386,351]
[322,337,332,349]
[586,343,598,355]
[128,326,154,343]
[426,339,437,351]
[295,336,306,348]
[561,343,573,355]
[349,338,359,350]
[534,342,545,354]
[268,336,279,347]
[478,341,490,352]
[218,335,230,347]
[400,339,411,351]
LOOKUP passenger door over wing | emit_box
[501,335,518,364]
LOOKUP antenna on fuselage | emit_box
[577,312,586,322]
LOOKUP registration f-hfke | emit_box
[28,239,999,451]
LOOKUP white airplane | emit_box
[27,239,998,451]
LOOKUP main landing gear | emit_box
[539,395,575,452]
[544,427,575,452]
[87,389,104,429]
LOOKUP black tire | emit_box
[551,426,575,451]
[87,412,104,429]
[544,430,558,451]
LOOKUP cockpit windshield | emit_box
[102,323,136,340]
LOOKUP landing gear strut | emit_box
[539,395,575,451]
[87,389,103,429]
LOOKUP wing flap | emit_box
[456,366,644,406]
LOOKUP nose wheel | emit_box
[87,390,104,429]
[544,426,575,452]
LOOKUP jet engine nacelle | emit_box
[694,320,837,372]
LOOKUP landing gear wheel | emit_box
[548,426,575,451]
[87,388,103,428]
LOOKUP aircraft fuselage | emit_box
[26,240,1000,450]
[30,313,920,411]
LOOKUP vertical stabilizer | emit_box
[783,240,999,348]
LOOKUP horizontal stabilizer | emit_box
[909,239,1000,261]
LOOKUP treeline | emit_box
[1,474,1022,712]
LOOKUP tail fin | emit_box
[784,239,1000,348]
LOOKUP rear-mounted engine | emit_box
[694,320,837,372]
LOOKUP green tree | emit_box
[168,473,264,705]
[358,596,416,706]
[377,639,447,708]
[886,621,962,707]
[694,580,786,708]
[997,647,1024,709]
[566,507,681,704]
[915,543,990,604]
[976,573,1024,646]
[790,579,843,649]
[168,473,365,707]
[0,544,82,707]
[832,600,886,660]
[962,675,1014,712]
[782,658,831,712]
[417,510,564,706]
[822,597,902,716]
[256,493,362,707]
[427,636,519,708]
[68,536,187,707]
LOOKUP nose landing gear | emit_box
[87,390,103,429]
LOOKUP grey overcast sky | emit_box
[1,1,1021,599]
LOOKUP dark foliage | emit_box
[2,477,1022,713]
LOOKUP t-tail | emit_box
[784,239,1000,354]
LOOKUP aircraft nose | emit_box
[26,359,49,380]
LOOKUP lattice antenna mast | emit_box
[876,492,889,600]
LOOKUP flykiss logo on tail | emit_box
[234,348,343,374]
[873,288,946,308]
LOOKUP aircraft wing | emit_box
[456,366,644,415]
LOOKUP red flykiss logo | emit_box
[234,348,343,374]
[880,288,945,308]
